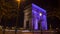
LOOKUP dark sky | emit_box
[33,0,59,8]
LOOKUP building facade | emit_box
[24,3,47,30]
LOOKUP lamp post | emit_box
[2,16,6,34]
[39,13,43,34]
[50,24,52,34]
[16,0,21,8]
[15,0,21,34]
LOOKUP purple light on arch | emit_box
[32,3,47,30]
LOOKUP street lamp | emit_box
[15,0,21,34]
[39,13,42,16]
[16,0,21,2]
[16,0,21,8]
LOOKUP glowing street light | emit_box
[16,0,21,8]
[16,0,21,2]
[39,13,42,16]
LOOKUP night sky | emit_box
[33,0,59,8]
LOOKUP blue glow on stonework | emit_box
[32,3,46,13]
[32,3,47,30]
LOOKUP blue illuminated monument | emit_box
[32,3,47,30]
